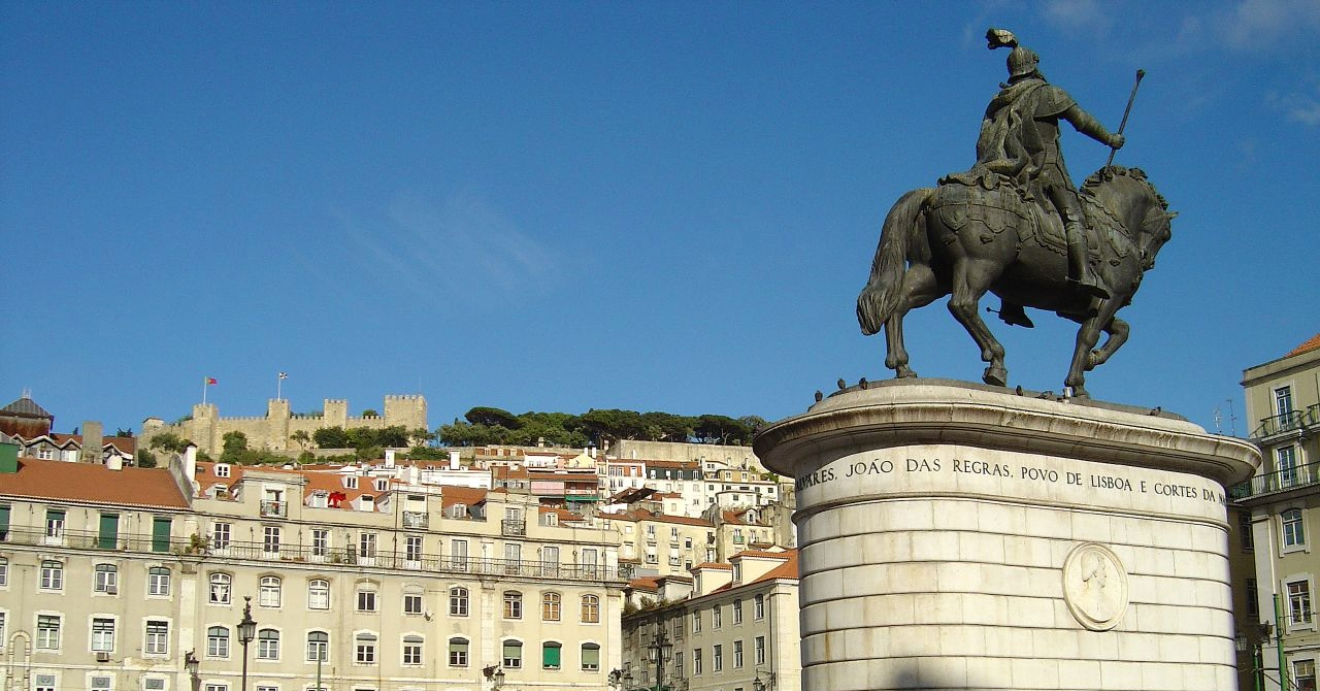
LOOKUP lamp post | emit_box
[184,650,200,691]
[608,668,634,691]
[237,597,257,691]
[482,664,505,691]
[645,625,673,691]
[753,670,776,691]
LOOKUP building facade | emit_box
[1234,334,1320,691]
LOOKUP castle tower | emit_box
[323,399,348,428]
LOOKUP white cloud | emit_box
[1042,0,1114,35]
[1217,0,1320,50]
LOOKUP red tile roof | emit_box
[1288,333,1320,357]
[0,457,189,509]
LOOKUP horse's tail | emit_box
[857,187,932,335]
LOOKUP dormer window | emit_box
[215,464,231,478]
[374,479,388,492]
[360,495,375,510]
[345,477,358,490]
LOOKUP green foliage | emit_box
[114,427,134,437]
[313,426,410,452]
[148,432,192,454]
[290,430,312,450]
[360,409,379,418]
[464,406,522,429]
[313,427,350,449]
[136,448,158,468]
[405,446,451,460]
[220,431,249,464]
[434,407,760,448]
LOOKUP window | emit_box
[259,576,282,608]
[448,637,469,667]
[1295,660,1316,691]
[357,588,377,612]
[402,635,423,665]
[674,651,684,679]
[307,631,329,662]
[1285,509,1306,547]
[502,640,523,668]
[1240,511,1255,551]
[374,479,388,492]
[210,573,232,604]
[256,685,278,691]
[92,617,116,652]
[35,675,55,691]
[36,615,60,649]
[755,636,766,665]
[712,605,722,628]
[451,538,469,570]
[359,533,377,560]
[206,685,229,691]
[692,609,702,633]
[693,648,703,675]
[450,587,469,616]
[45,509,66,538]
[1277,386,1296,420]
[94,564,119,594]
[208,626,230,658]
[1280,446,1300,487]
[151,516,172,553]
[40,560,63,590]
[212,522,231,550]
[1290,580,1314,625]
[308,580,330,610]
[345,476,358,489]
[582,642,600,671]
[98,512,119,549]
[263,526,281,555]
[581,595,600,623]
[405,536,423,563]
[504,591,523,619]
[404,592,424,615]
[91,676,112,691]
[257,629,280,660]
[0,612,6,645]
[149,567,171,596]
[542,592,561,621]
[355,633,377,664]
[542,641,561,670]
[1248,578,1260,618]
[755,594,765,620]
[733,598,743,624]
[0,557,7,586]
[713,643,723,671]
[312,529,329,557]
[145,620,169,655]
[734,639,744,668]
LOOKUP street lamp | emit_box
[646,625,674,691]
[237,597,257,691]
[753,671,776,691]
[608,668,634,691]
[184,650,200,678]
[482,664,505,691]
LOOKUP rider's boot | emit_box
[1065,221,1111,300]
[997,301,1035,329]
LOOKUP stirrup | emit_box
[1068,275,1111,300]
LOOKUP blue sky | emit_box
[2,1,1317,439]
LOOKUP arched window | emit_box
[207,626,230,658]
[94,563,119,593]
[209,573,232,604]
[402,635,424,665]
[503,591,522,619]
[355,632,377,664]
[148,566,171,596]
[542,641,562,670]
[542,592,561,621]
[39,560,63,590]
[581,642,601,671]
[449,587,469,617]
[448,637,469,667]
[581,594,600,623]
[307,631,329,662]
[256,629,280,660]
[259,576,282,608]
[308,579,330,610]
[502,640,523,668]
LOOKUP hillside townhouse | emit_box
[611,511,717,581]
[0,444,628,691]
[619,550,799,691]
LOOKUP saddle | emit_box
[934,168,1132,264]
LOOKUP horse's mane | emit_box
[1080,165,1170,212]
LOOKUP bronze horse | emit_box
[856,166,1175,397]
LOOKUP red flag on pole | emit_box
[207,377,218,385]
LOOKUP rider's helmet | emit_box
[1007,45,1040,79]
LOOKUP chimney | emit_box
[385,449,396,468]
[80,421,103,464]
[449,451,460,470]
[184,444,198,486]
[106,455,123,471]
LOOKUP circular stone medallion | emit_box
[1062,542,1129,631]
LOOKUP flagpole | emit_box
[202,376,208,405]
[277,373,282,401]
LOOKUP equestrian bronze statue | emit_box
[856,29,1176,397]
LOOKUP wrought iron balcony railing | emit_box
[402,511,428,529]
[259,500,287,518]
[1252,405,1320,440]
[1230,460,1320,500]
[501,519,526,537]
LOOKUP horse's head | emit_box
[1082,166,1176,270]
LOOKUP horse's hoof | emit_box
[896,367,918,379]
[983,366,1008,387]
[1071,387,1090,399]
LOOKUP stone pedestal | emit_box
[754,380,1260,691]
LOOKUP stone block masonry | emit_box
[754,380,1259,691]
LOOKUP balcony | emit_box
[1252,405,1320,440]
[260,500,287,518]
[402,511,428,529]
[1231,460,1320,500]
[0,526,627,582]
[501,519,526,537]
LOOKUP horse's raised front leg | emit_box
[947,259,1008,387]
[1086,316,1130,370]
[885,264,945,379]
